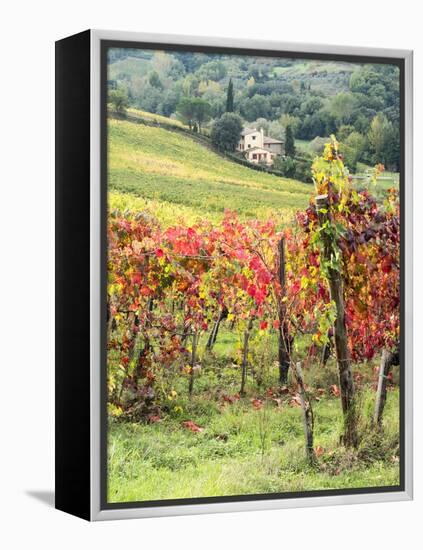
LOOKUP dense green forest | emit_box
[108,48,400,172]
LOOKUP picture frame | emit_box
[55,29,413,521]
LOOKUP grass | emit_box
[353,163,399,201]
[108,117,313,225]
[127,107,187,128]
[356,162,400,185]
[108,326,399,503]
[108,383,400,503]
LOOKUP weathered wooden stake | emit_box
[294,361,316,465]
[206,307,227,350]
[133,298,154,383]
[240,318,253,396]
[181,324,190,344]
[316,194,357,447]
[321,330,332,366]
[374,348,399,426]
[188,331,199,398]
[278,237,291,385]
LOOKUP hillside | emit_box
[108,53,358,97]
[107,47,401,172]
[109,56,151,81]
[272,60,359,95]
[108,117,313,226]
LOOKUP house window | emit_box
[248,144,251,148]
[252,135,256,140]
[252,154,257,159]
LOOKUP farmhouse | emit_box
[237,127,284,166]
[244,146,273,165]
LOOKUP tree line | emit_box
[109,51,400,173]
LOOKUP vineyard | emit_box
[107,137,400,503]
[108,117,312,224]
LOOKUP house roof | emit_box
[240,127,260,136]
[263,136,284,144]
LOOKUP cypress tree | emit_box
[226,78,234,112]
[285,125,295,157]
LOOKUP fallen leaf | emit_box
[330,384,341,397]
[289,394,302,407]
[222,393,240,405]
[251,398,263,410]
[182,420,204,433]
[315,445,324,457]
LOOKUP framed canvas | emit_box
[55,29,413,521]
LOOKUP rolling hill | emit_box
[271,60,360,95]
[108,56,151,81]
[108,116,314,226]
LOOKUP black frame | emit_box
[55,30,91,520]
[99,39,405,510]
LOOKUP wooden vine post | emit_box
[188,331,199,398]
[240,317,254,396]
[134,297,154,384]
[374,347,399,426]
[321,330,332,366]
[294,362,316,465]
[278,237,291,385]
[315,194,358,447]
[206,307,227,350]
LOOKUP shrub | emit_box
[109,86,129,113]
[210,113,243,152]
[273,155,313,183]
